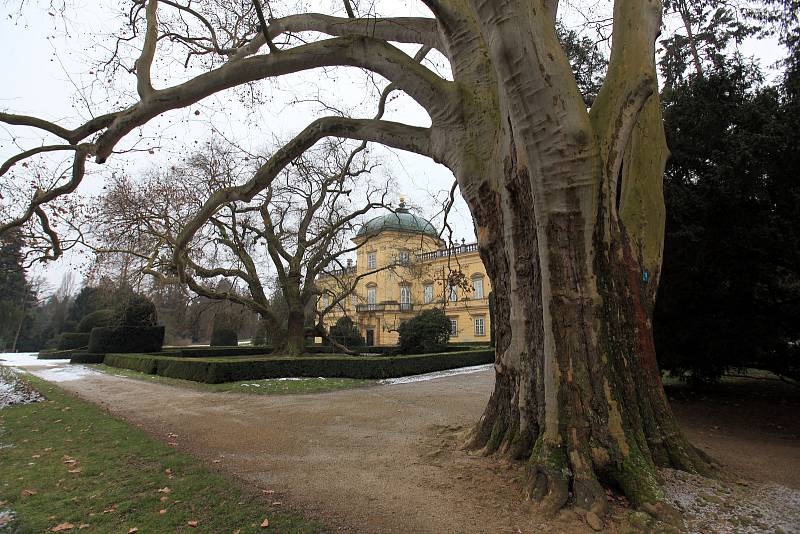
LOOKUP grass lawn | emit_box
[90,364,375,394]
[0,377,323,533]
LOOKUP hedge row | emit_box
[159,346,274,358]
[104,349,496,384]
[154,343,484,358]
[70,353,106,364]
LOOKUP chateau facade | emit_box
[317,202,492,346]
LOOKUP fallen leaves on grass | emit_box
[20,489,37,497]
[157,487,172,494]
[188,520,199,527]
[50,523,74,532]
[261,518,270,528]
[128,528,138,533]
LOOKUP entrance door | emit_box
[366,329,375,346]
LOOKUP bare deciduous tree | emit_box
[93,139,394,354]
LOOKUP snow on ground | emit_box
[662,468,800,534]
[379,364,493,385]
[0,352,67,367]
[0,352,102,383]
[0,365,42,409]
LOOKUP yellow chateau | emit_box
[317,200,492,346]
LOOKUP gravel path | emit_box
[2,352,799,533]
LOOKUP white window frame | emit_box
[351,294,359,308]
[322,294,329,308]
[449,318,459,337]
[367,287,377,305]
[400,286,411,304]
[399,250,410,264]
[367,252,377,269]
[474,316,485,336]
[473,277,484,299]
[424,284,433,304]
[449,285,458,302]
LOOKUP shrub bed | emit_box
[104,349,496,384]
[57,332,90,351]
[88,326,165,354]
[159,346,273,358]
[105,353,160,374]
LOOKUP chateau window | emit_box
[473,277,484,299]
[450,318,459,337]
[424,284,433,304]
[474,316,486,336]
[449,285,458,302]
[351,294,358,308]
[322,295,329,308]
[367,286,377,308]
[367,252,377,269]
[399,250,410,264]
[400,286,412,310]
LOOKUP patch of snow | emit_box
[0,366,42,409]
[662,468,800,534]
[0,351,103,383]
[0,508,17,530]
[31,365,105,383]
[380,364,493,385]
[0,352,68,367]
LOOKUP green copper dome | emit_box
[356,202,439,239]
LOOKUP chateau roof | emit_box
[355,202,439,239]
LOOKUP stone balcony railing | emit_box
[416,242,479,262]
[355,302,414,313]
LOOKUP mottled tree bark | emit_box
[431,0,714,520]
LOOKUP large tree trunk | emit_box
[427,0,715,521]
[284,308,306,356]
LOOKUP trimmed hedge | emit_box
[104,349,496,384]
[57,332,90,351]
[159,346,274,358]
[88,326,165,354]
[78,309,116,333]
[70,353,106,364]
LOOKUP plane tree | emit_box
[93,139,393,354]
[0,0,714,520]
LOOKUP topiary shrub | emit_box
[398,308,451,354]
[57,332,90,350]
[327,317,365,349]
[210,327,238,347]
[88,326,165,354]
[210,312,238,347]
[78,309,117,333]
[115,294,157,327]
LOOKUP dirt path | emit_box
[4,354,800,533]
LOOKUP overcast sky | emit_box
[0,1,786,293]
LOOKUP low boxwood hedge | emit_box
[88,326,165,354]
[57,332,90,351]
[159,346,274,358]
[70,353,106,364]
[103,349,496,384]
